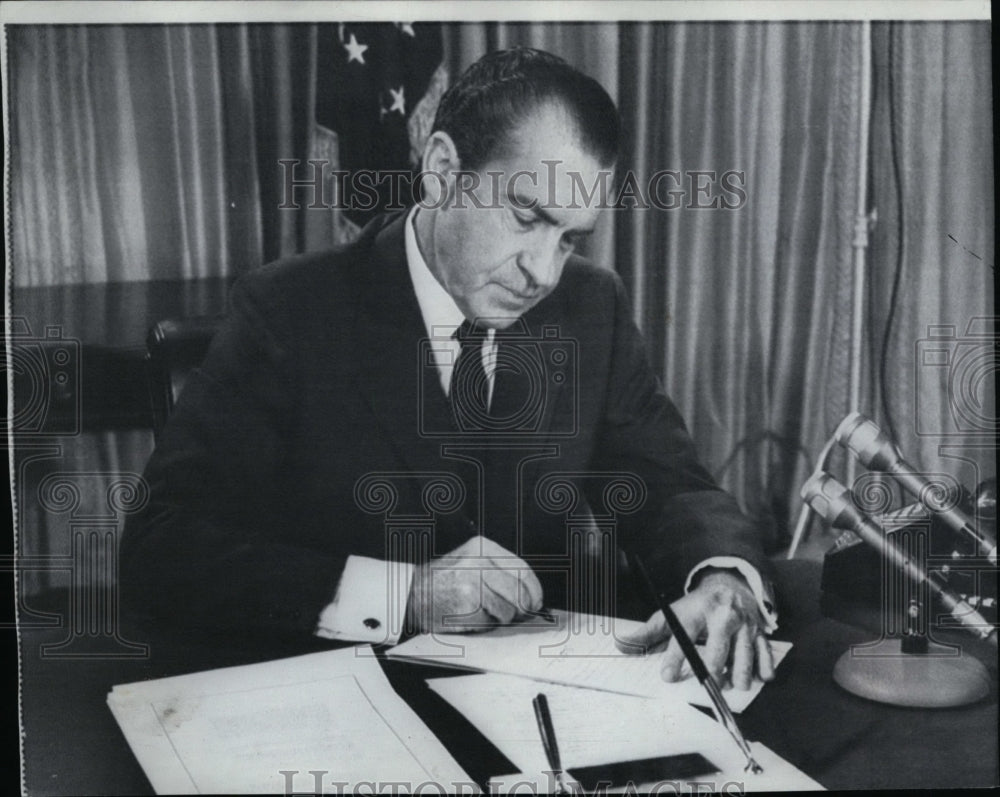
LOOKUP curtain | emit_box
[8,23,992,589]
[8,24,319,593]
[7,24,319,286]
[868,22,994,502]
[449,23,867,551]
[617,23,867,552]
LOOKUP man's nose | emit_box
[516,236,564,293]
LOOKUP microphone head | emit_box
[801,471,859,530]
[834,412,901,471]
[833,411,867,445]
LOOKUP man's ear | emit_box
[420,131,461,208]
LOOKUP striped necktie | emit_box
[449,320,490,430]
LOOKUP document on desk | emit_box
[428,673,824,792]
[107,646,473,794]
[387,611,791,712]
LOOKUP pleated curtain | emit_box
[7,22,993,590]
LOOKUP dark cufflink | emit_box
[363,618,381,629]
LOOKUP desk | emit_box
[16,561,998,794]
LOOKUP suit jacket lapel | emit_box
[480,303,571,550]
[353,213,459,481]
[499,306,567,443]
[351,212,570,545]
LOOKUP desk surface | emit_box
[16,561,999,794]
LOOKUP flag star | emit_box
[344,33,368,64]
[388,86,405,114]
[397,22,416,37]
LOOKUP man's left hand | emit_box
[616,568,775,690]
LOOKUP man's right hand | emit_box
[406,536,543,633]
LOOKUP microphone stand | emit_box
[802,472,993,708]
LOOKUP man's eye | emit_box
[560,234,578,251]
[513,212,536,229]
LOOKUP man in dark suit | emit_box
[122,48,776,690]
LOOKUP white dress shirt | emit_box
[403,207,499,404]
[316,208,776,643]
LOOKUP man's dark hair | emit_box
[431,47,620,171]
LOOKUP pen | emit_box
[628,553,764,774]
[531,693,571,793]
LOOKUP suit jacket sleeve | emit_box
[590,273,774,602]
[120,270,344,637]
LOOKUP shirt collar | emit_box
[405,207,467,341]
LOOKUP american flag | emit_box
[313,22,446,240]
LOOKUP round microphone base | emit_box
[833,639,991,708]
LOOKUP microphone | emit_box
[835,412,997,563]
[801,471,995,642]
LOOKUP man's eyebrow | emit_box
[510,192,595,235]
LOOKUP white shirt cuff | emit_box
[684,557,778,634]
[314,555,415,645]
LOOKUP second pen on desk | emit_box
[627,553,764,774]
[531,692,571,793]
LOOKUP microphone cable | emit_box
[876,20,906,445]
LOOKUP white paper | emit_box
[428,673,824,792]
[388,611,792,712]
[429,673,727,772]
[107,645,474,794]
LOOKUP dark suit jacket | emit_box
[121,211,771,638]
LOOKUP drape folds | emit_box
[615,22,867,550]
[448,23,869,549]
[868,22,995,498]
[8,24,318,285]
[7,22,993,567]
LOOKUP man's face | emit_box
[420,106,608,328]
